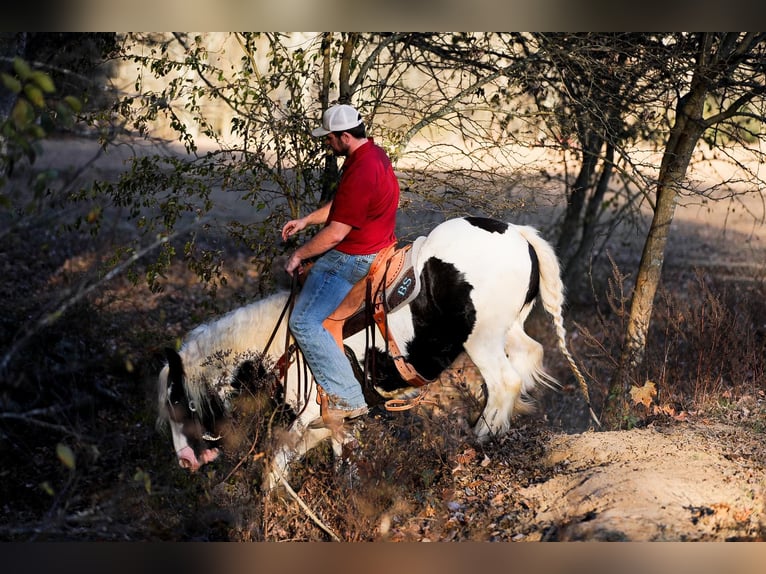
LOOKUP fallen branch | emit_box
[0,401,94,440]
[0,220,201,373]
[277,472,340,542]
[0,412,86,440]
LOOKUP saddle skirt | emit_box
[321,236,431,387]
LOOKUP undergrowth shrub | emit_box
[575,261,766,422]
[651,270,766,409]
[254,409,476,541]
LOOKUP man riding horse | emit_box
[281,104,400,433]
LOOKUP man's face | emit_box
[325,132,350,156]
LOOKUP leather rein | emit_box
[260,272,312,418]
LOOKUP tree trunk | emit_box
[338,33,357,104]
[562,139,614,289]
[318,33,338,204]
[603,85,708,428]
[556,132,602,266]
[319,33,359,204]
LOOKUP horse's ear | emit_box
[165,347,185,395]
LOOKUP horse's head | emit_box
[159,347,227,472]
[158,344,293,473]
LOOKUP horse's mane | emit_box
[156,290,291,426]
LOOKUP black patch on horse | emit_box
[165,347,187,407]
[198,394,226,440]
[233,358,280,396]
[464,216,509,234]
[373,256,476,393]
[525,242,540,306]
[231,357,296,426]
[342,345,387,408]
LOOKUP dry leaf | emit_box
[56,443,76,470]
[455,448,477,465]
[734,508,753,523]
[672,411,689,422]
[630,381,657,408]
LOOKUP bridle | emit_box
[168,273,310,448]
[166,381,223,443]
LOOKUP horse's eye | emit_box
[167,384,182,406]
[188,400,197,413]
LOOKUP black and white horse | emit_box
[157,216,591,490]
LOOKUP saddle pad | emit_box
[383,235,425,314]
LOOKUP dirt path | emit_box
[518,420,765,541]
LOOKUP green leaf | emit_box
[30,124,46,139]
[85,206,101,224]
[24,84,45,108]
[13,57,32,80]
[133,468,152,494]
[31,71,55,93]
[56,443,76,470]
[11,98,33,128]
[55,102,74,127]
[64,95,82,113]
[1,72,22,94]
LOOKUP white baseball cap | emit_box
[311,104,363,137]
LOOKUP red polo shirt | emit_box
[328,139,400,255]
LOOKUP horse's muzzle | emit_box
[177,445,220,472]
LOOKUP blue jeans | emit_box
[289,249,376,411]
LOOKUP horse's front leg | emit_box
[263,420,365,492]
[262,419,332,492]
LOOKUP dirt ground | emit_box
[520,418,765,541]
[1,135,765,542]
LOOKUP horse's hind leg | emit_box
[505,323,555,399]
[463,337,522,440]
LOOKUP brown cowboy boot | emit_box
[308,404,368,432]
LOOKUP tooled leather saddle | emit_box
[304,237,432,388]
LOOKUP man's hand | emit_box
[285,252,303,275]
[281,218,307,242]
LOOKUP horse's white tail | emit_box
[517,226,601,427]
